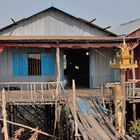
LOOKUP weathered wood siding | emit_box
[0,8,117,87]
[90,48,120,88]
[0,48,56,82]
[0,9,111,36]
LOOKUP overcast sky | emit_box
[0,0,140,30]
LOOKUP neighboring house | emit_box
[0,6,121,88]
[112,18,140,37]
[112,19,140,85]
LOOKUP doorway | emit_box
[63,49,90,88]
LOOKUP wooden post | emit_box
[133,103,136,122]
[53,47,61,138]
[72,80,80,139]
[0,118,56,139]
[131,50,136,97]
[131,50,137,121]
[120,69,126,135]
[2,88,9,140]
[101,85,106,109]
[56,47,61,83]
[113,85,125,135]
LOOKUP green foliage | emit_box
[128,120,140,139]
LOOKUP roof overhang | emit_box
[0,36,139,49]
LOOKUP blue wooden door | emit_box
[41,53,55,76]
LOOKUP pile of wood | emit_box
[68,94,133,140]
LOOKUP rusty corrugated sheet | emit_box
[135,46,140,86]
[0,36,139,49]
[127,28,140,37]
[126,45,140,87]
[0,43,117,48]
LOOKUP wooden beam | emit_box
[133,103,136,122]
[0,118,57,139]
[2,88,9,140]
[56,47,61,82]
[89,18,96,23]
[120,69,126,135]
[72,80,80,139]
[103,26,111,30]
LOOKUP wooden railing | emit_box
[105,80,140,98]
[0,82,63,104]
[127,79,140,98]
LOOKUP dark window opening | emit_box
[64,49,89,88]
[28,54,41,75]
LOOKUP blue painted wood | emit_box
[13,52,20,76]
[41,53,55,76]
[60,50,64,80]
[20,53,28,76]
[13,52,28,76]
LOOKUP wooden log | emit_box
[69,102,95,139]
[88,99,117,139]
[77,123,89,140]
[100,124,118,140]
[125,135,134,140]
[77,110,89,128]
[72,80,80,138]
[92,99,120,138]
[84,127,96,140]
[131,50,136,97]
[133,103,136,122]
[86,115,111,140]
[0,118,57,139]
[2,88,9,140]
[56,47,61,82]
[101,85,106,109]
[69,104,83,139]
[76,109,99,139]
[121,69,126,135]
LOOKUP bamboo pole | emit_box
[120,69,126,135]
[101,84,106,109]
[131,50,136,97]
[72,80,80,139]
[56,47,61,83]
[131,50,137,121]
[133,103,136,122]
[2,88,9,140]
[54,47,61,138]
[0,118,57,139]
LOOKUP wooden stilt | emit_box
[8,105,14,137]
[2,88,9,140]
[56,47,61,82]
[133,103,136,122]
[131,50,136,97]
[101,85,106,109]
[120,69,126,135]
[0,118,56,139]
[52,47,61,137]
[72,80,80,139]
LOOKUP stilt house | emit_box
[0,7,122,89]
[113,19,140,86]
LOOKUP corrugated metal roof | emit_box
[112,18,140,36]
[0,7,116,36]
